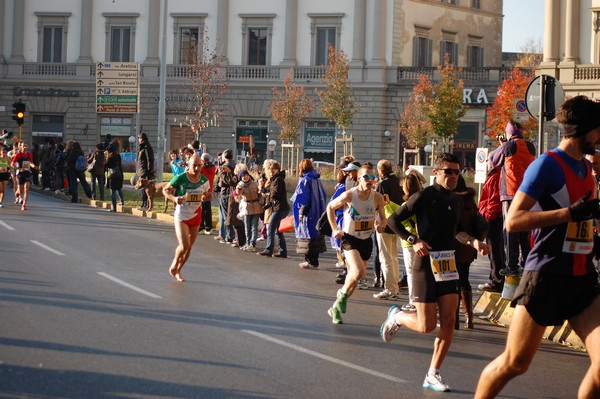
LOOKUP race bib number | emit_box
[185,192,203,202]
[354,215,374,232]
[429,250,458,282]
[0,166,6,173]
[22,161,30,171]
[563,220,593,254]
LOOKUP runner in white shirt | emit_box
[163,153,210,282]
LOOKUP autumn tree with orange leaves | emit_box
[271,69,316,141]
[486,68,537,142]
[317,44,358,134]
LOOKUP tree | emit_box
[270,69,316,141]
[486,67,537,141]
[317,44,358,134]
[400,55,466,148]
[178,35,228,139]
[515,38,543,69]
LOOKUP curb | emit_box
[474,291,585,350]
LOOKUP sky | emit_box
[503,0,545,52]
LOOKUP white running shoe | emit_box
[422,373,451,392]
[373,290,399,300]
[0,203,3,208]
[357,279,368,289]
[380,305,401,343]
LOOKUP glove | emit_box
[569,191,600,221]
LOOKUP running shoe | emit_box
[373,290,398,300]
[380,305,401,343]
[327,306,343,324]
[299,261,318,270]
[401,303,417,312]
[357,279,368,289]
[0,203,3,208]
[422,373,451,392]
[335,261,345,268]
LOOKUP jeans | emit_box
[90,173,105,200]
[264,209,288,255]
[111,189,124,211]
[243,213,260,247]
[200,200,213,231]
[69,169,92,202]
[218,194,234,241]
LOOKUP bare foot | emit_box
[168,267,177,278]
[175,273,185,282]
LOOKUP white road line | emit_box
[30,240,65,256]
[97,272,162,299]
[0,220,15,231]
[243,329,408,384]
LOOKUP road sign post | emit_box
[526,75,565,156]
[96,62,140,113]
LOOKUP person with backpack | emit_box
[66,142,92,203]
[88,143,106,201]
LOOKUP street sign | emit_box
[513,98,529,123]
[525,75,564,122]
[96,62,139,113]
[238,136,250,143]
[474,147,488,184]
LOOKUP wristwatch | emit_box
[406,235,417,245]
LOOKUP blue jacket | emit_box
[290,168,327,240]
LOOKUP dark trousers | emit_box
[502,201,530,270]
[487,217,505,287]
[69,169,91,203]
[199,200,213,231]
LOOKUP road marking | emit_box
[0,220,15,231]
[97,272,162,299]
[30,240,65,256]
[243,329,408,384]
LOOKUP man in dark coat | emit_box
[136,132,155,210]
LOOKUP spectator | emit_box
[215,149,236,243]
[257,159,289,258]
[489,121,536,277]
[228,163,247,248]
[235,169,262,252]
[40,139,56,191]
[291,159,328,269]
[169,149,185,176]
[136,132,155,211]
[66,141,92,203]
[199,152,216,234]
[105,144,124,212]
[101,134,113,151]
[54,143,67,194]
[88,143,106,201]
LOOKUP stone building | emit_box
[0,0,508,171]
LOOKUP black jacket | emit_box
[136,141,155,178]
[268,170,290,213]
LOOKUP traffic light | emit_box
[12,101,25,126]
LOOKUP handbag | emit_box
[316,211,332,236]
[278,215,294,233]
[108,165,123,179]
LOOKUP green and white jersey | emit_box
[169,172,210,221]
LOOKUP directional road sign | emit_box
[96,62,140,113]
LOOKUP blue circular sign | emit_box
[516,99,527,112]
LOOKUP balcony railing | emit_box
[396,66,529,83]
[23,63,77,76]
[575,66,600,80]
[293,66,326,81]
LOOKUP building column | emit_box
[542,0,560,63]
[366,0,387,82]
[563,0,580,63]
[0,0,5,63]
[145,0,160,65]
[280,0,298,66]
[217,0,229,65]
[76,0,93,63]
[9,0,25,62]
[350,0,366,67]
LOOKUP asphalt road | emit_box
[0,191,592,398]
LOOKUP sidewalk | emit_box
[30,183,587,351]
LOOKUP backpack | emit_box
[75,154,87,171]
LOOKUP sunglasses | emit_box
[440,168,460,176]
[361,174,377,181]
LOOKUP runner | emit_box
[475,95,600,398]
[162,153,210,282]
[0,145,11,207]
[379,153,486,392]
[11,141,36,211]
[325,164,387,324]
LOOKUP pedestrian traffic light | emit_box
[12,101,25,126]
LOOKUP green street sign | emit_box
[96,95,138,104]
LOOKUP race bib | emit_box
[354,215,374,232]
[429,250,458,282]
[563,220,593,254]
[185,192,203,202]
[22,161,30,171]
[0,166,6,173]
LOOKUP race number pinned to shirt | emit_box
[22,161,31,171]
[429,250,458,282]
[354,215,374,233]
[0,166,6,173]
[185,189,204,203]
[563,220,593,254]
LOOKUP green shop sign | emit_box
[304,129,335,153]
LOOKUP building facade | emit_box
[1,0,507,170]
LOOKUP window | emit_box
[309,14,343,66]
[103,13,138,62]
[442,0,458,4]
[240,14,275,65]
[35,12,70,63]
[413,37,432,67]
[172,14,207,64]
[471,0,481,9]
[440,41,458,65]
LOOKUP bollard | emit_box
[501,275,521,300]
